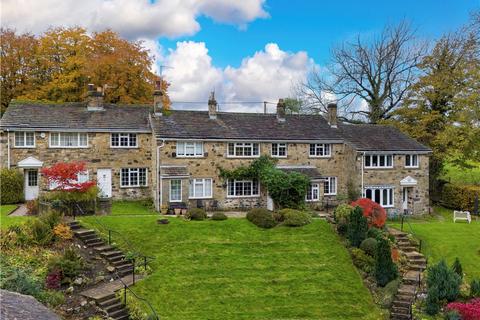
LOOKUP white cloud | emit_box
[161,42,316,112]
[1,0,267,40]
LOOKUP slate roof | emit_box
[151,111,343,141]
[0,103,151,132]
[277,166,324,180]
[160,166,189,177]
[338,124,431,152]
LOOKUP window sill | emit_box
[226,195,260,199]
[308,156,332,159]
[306,199,320,202]
[189,196,213,200]
[49,146,90,149]
[364,167,394,170]
[169,200,183,203]
[226,156,261,159]
[271,155,288,158]
[13,146,36,149]
[111,146,139,149]
[120,185,149,188]
[176,156,205,158]
[405,166,419,169]
[324,193,337,196]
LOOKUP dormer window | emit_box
[14,132,35,148]
[405,154,419,168]
[111,133,137,148]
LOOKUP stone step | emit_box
[84,236,102,244]
[409,264,427,272]
[108,255,126,263]
[101,250,124,258]
[392,300,411,308]
[392,306,410,314]
[403,270,421,284]
[399,246,417,252]
[115,315,129,320]
[98,297,120,308]
[395,292,415,302]
[74,229,96,236]
[86,240,105,247]
[94,245,115,252]
[68,223,82,230]
[80,234,99,242]
[398,284,416,295]
[112,259,128,267]
[116,263,134,271]
[105,302,125,313]
[108,308,129,319]
[404,251,424,260]
[95,293,116,303]
[390,312,411,320]
[118,268,135,277]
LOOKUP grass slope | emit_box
[390,207,480,280]
[80,216,382,320]
[111,201,157,216]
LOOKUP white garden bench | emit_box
[453,210,471,223]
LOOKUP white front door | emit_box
[97,169,112,198]
[25,169,39,200]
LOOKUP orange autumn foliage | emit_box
[351,198,387,228]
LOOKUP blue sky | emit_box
[159,0,479,68]
[4,0,479,109]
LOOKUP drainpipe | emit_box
[361,152,365,197]
[7,130,11,168]
[155,139,165,211]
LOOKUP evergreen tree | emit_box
[347,206,368,247]
[451,257,463,279]
[375,236,398,286]
[425,259,461,315]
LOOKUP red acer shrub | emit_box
[351,198,387,228]
[41,162,95,192]
[45,269,62,290]
[447,299,480,320]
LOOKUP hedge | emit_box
[440,183,480,212]
[0,168,24,204]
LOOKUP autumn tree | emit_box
[1,27,162,112]
[389,13,480,189]
[0,28,38,113]
[299,21,425,123]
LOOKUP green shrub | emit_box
[334,204,353,224]
[366,227,383,239]
[336,223,348,235]
[39,290,65,307]
[246,208,277,229]
[470,278,480,297]
[378,279,401,308]
[451,257,463,279]
[280,209,312,227]
[48,247,84,282]
[0,268,42,297]
[39,210,62,229]
[444,310,461,320]
[347,206,368,247]
[425,259,461,315]
[185,208,207,221]
[350,248,375,275]
[441,183,480,212]
[360,238,378,257]
[211,212,228,221]
[375,237,398,287]
[0,169,24,204]
[28,219,53,246]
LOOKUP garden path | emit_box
[9,204,28,216]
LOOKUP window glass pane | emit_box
[380,156,385,166]
[235,181,243,195]
[405,155,410,166]
[228,143,234,155]
[111,133,119,146]
[185,143,195,156]
[170,180,181,201]
[15,132,23,146]
[77,171,89,183]
[389,189,393,205]
[244,181,252,195]
[382,189,388,205]
[309,144,315,156]
[79,133,87,146]
[252,180,259,195]
[129,134,137,147]
[194,180,203,197]
[372,156,378,166]
[189,181,194,197]
[228,180,234,196]
[252,143,259,155]
[366,189,372,199]
[195,142,203,155]
[325,144,331,156]
[272,143,278,155]
[130,169,138,186]
[139,168,147,186]
[374,189,381,204]
[177,142,184,156]
[121,169,129,186]
[25,132,34,146]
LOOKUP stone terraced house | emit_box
[0,85,431,214]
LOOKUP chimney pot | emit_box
[276,99,286,122]
[327,103,338,128]
[153,78,164,116]
[208,91,217,119]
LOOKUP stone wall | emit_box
[0,131,154,200]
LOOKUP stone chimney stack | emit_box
[153,79,163,116]
[276,99,286,122]
[208,91,217,119]
[87,84,104,111]
[327,103,338,128]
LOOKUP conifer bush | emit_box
[470,279,480,298]
[347,206,368,247]
[0,168,24,204]
[360,237,378,257]
[451,257,463,279]
[425,259,461,315]
[375,236,398,286]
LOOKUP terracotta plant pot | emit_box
[181,208,187,215]
[174,208,181,215]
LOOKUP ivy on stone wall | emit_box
[218,156,310,209]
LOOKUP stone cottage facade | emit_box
[0,86,431,214]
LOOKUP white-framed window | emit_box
[227,142,260,158]
[14,131,35,148]
[49,170,89,190]
[405,154,419,168]
[306,183,319,201]
[120,168,147,187]
[170,179,182,202]
[309,143,331,157]
[364,187,394,208]
[227,179,260,197]
[324,177,337,195]
[50,132,88,148]
[111,133,137,148]
[271,143,287,158]
[176,141,203,157]
[364,154,393,168]
[189,178,213,199]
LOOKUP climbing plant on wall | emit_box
[218,156,310,209]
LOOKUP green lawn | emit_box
[111,200,158,216]
[80,216,383,320]
[442,161,480,185]
[0,204,31,229]
[389,207,480,280]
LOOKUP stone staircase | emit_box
[389,228,427,320]
[69,220,133,320]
